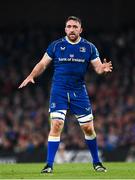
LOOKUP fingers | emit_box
[104,58,113,68]
[103,58,113,73]
[103,58,107,63]
[18,80,27,89]
[109,68,112,72]
[104,58,112,65]
[18,78,35,89]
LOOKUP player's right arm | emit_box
[18,53,52,89]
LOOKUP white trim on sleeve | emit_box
[45,52,52,61]
[91,57,100,62]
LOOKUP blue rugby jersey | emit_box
[46,36,99,89]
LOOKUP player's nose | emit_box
[70,29,75,34]
[70,26,75,31]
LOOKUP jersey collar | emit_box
[65,36,81,44]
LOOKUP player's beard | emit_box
[67,33,79,42]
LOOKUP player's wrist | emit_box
[28,74,34,80]
[101,64,106,73]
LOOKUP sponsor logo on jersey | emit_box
[69,54,74,58]
[85,107,91,111]
[80,47,86,52]
[58,58,85,62]
[60,47,66,51]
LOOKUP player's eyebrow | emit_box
[66,25,78,28]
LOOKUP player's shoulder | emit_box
[81,38,95,47]
[81,38,98,54]
[48,37,65,52]
[50,37,65,47]
[81,38,98,55]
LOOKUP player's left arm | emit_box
[90,57,113,74]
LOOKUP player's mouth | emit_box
[69,34,76,38]
[68,34,78,42]
[69,33,75,36]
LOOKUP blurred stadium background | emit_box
[0,0,135,163]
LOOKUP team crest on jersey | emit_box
[80,47,86,52]
[51,102,56,109]
[60,46,66,51]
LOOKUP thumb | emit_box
[103,58,107,63]
[31,79,35,84]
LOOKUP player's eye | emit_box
[73,25,78,29]
[67,25,71,28]
[66,25,78,29]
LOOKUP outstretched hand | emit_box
[103,58,113,73]
[18,76,35,89]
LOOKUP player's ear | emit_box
[65,27,67,34]
[80,27,83,34]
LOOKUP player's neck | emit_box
[65,36,81,44]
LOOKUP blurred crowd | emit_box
[0,24,135,158]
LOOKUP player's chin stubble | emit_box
[68,34,78,42]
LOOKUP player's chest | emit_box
[55,45,90,61]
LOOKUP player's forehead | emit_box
[66,20,81,27]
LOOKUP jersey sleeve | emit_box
[90,43,100,61]
[46,42,55,59]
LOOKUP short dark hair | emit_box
[65,16,82,25]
